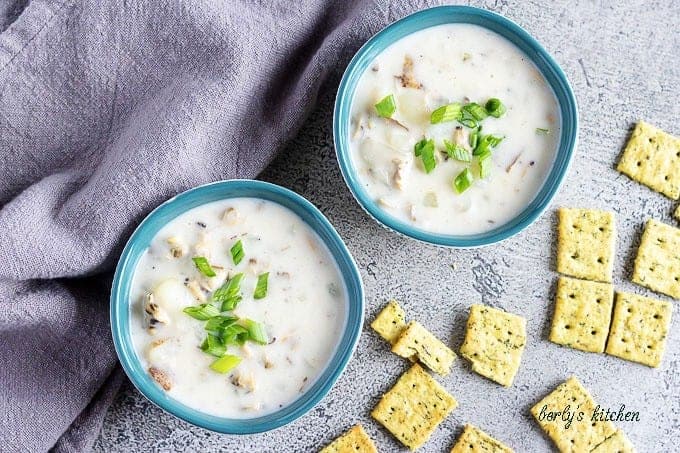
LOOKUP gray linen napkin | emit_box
[0,0,433,451]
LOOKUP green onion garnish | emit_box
[469,126,480,149]
[536,127,550,135]
[230,240,244,265]
[243,319,268,345]
[462,103,488,121]
[414,138,436,173]
[254,272,269,299]
[477,150,493,179]
[200,334,226,357]
[183,303,220,321]
[209,354,242,373]
[212,273,244,311]
[204,315,238,335]
[473,134,504,156]
[453,168,474,194]
[222,324,250,345]
[192,256,216,277]
[485,98,506,118]
[443,139,471,162]
[430,103,462,124]
[375,94,397,118]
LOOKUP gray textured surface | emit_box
[94,1,680,451]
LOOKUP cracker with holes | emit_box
[591,430,635,453]
[371,364,458,451]
[320,424,378,453]
[531,377,616,452]
[371,300,407,344]
[459,304,527,387]
[392,321,456,376]
[617,121,680,199]
[549,276,614,353]
[632,219,680,298]
[556,208,616,283]
[450,424,513,453]
[605,291,672,367]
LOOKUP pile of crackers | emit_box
[321,121,678,452]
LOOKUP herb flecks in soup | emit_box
[350,24,560,235]
[130,198,346,418]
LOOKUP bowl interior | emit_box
[334,5,578,247]
[110,180,364,434]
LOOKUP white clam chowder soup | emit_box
[349,24,561,235]
[130,198,346,417]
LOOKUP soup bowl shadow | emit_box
[110,179,364,434]
[333,5,578,248]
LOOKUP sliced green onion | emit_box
[200,334,226,357]
[230,240,244,265]
[183,303,220,321]
[375,94,397,118]
[414,138,436,173]
[212,273,244,311]
[430,103,462,124]
[477,150,493,179]
[536,127,550,135]
[453,168,474,194]
[253,272,269,299]
[462,103,488,121]
[443,139,471,162]
[222,324,250,345]
[485,98,506,118]
[473,134,504,156]
[243,319,268,345]
[469,126,480,149]
[209,354,241,373]
[192,256,216,277]
[458,113,478,129]
[204,315,238,335]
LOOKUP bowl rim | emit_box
[333,5,578,248]
[110,179,365,434]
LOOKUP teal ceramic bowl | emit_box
[110,180,364,434]
[334,5,578,247]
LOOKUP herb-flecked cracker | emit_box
[459,304,527,387]
[531,377,616,452]
[632,219,680,298]
[591,430,635,453]
[392,321,456,375]
[617,121,680,199]
[371,364,458,450]
[320,425,378,453]
[556,208,616,283]
[371,300,407,344]
[450,424,513,453]
[549,276,614,353]
[605,291,672,367]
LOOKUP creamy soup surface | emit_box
[130,198,346,418]
[349,23,561,235]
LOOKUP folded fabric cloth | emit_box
[0,0,433,451]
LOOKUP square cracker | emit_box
[605,291,672,367]
[557,208,616,283]
[371,364,457,450]
[450,424,513,453]
[617,121,680,200]
[591,430,635,453]
[320,425,377,453]
[371,300,407,343]
[531,377,616,452]
[632,219,680,299]
[392,321,456,375]
[549,276,614,353]
[459,304,527,387]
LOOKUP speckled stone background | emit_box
[94,1,680,451]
